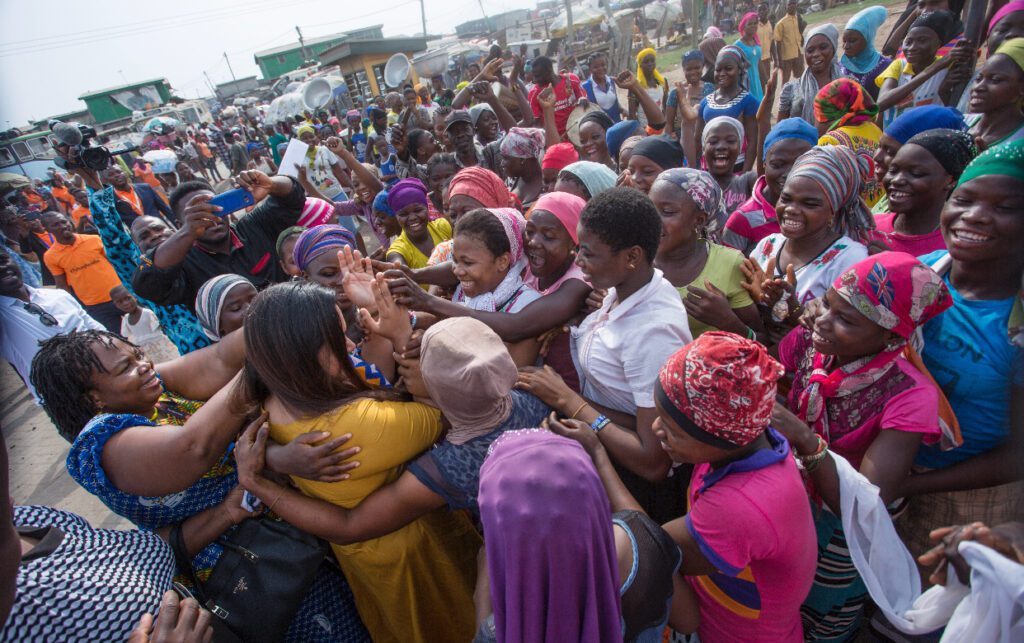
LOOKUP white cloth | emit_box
[0,286,103,400]
[571,269,692,413]
[306,146,343,200]
[120,307,180,364]
[591,77,619,111]
[454,257,539,312]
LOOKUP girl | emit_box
[499,127,546,208]
[425,152,458,213]
[370,190,402,245]
[967,38,1024,151]
[665,51,714,166]
[577,111,617,169]
[276,226,304,278]
[581,51,623,123]
[697,46,759,172]
[556,161,618,201]
[631,48,669,130]
[736,11,764,102]
[385,178,452,268]
[814,78,885,207]
[701,116,757,223]
[651,168,762,340]
[540,141,579,192]
[840,6,892,100]
[193,274,257,342]
[295,125,352,202]
[779,23,843,126]
[624,136,685,194]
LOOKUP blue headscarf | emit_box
[683,50,704,65]
[763,118,820,160]
[372,189,394,217]
[842,6,888,74]
[885,106,967,144]
[606,120,641,159]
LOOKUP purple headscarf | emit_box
[386,177,428,213]
[479,430,622,643]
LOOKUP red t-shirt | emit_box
[528,74,586,137]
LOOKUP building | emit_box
[78,79,173,125]
[216,76,261,101]
[253,26,383,79]
[317,36,428,101]
[455,8,533,37]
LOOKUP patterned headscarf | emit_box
[194,274,252,340]
[292,224,357,272]
[561,161,618,199]
[957,138,1024,187]
[656,332,785,449]
[448,166,516,207]
[372,189,394,217]
[905,129,977,181]
[636,47,666,89]
[500,127,546,160]
[814,78,879,131]
[386,178,429,213]
[797,253,952,438]
[739,12,760,45]
[787,145,876,239]
[654,168,727,237]
[531,191,586,244]
[541,142,579,171]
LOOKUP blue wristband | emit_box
[591,415,611,433]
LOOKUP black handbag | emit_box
[170,517,326,642]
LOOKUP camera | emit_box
[49,120,135,171]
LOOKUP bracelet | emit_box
[569,401,588,419]
[266,489,285,515]
[796,435,829,473]
[591,415,611,433]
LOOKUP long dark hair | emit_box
[236,281,405,417]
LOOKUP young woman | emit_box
[623,136,685,194]
[385,178,452,268]
[499,127,546,207]
[294,125,352,202]
[814,78,885,207]
[736,11,765,102]
[701,116,757,221]
[581,52,623,123]
[771,252,953,642]
[650,168,762,340]
[556,160,618,201]
[577,111,617,169]
[967,38,1024,152]
[426,166,516,266]
[606,119,642,167]
[697,46,759,172]
[723,117,817,254]
[470,104,502,146]
[631,48,669,130]
[840,5,892,99]
[193,273,257,341]
[517,188,693,523]
[779,23,843,125]
[957,0,1024,113]
[665,51,715,166]
[871,128,976,256]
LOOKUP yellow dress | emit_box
[270,398,480,643]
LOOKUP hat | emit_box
[445,110,473,132]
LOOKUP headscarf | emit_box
[654,168,727,236]
[763,117,820,160]
[911,10,958,45]
[194,274,252,340]
[813,78,879,131]
[701,115,745,148]
[541,141,579,171]
[636,47,665,88]
[561,161,618,198]
[454,208,528,311]
[295,124,316,140]
[795,24,842,124]
[842,6,888,74]
[704,26,723,39]
[448,166,516,207]
[468,103,496,128]
[345,109,360,122]
[630,136,684,170]
[885,105,967,144]
[297,197,335,228]
[994,37,1024,72]
[372,189,393,217]
[500,127,546,160]
[580,110,615,132]
[479,430,622,643]
[275,226,305,259]
[531,191,586,244]
[606,119,640,159]
[797,253,952,439]
[419,318,517,444]
[716,45,749,80]
[386,178,429,213]
[292,224,357,272]
[739,12,761,45]
[787,145,875,239]
[989,1,1024,36]
[905,129,977,180]
[656,332,785,449]
[957,137,1024,187]
[683,50,704,65]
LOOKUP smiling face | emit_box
[448,193,485,225]
[942,174,1024,265]
[0,251,24,297]
[374,136,390,157]
[804,34,835,74]
[883,143,953,214]
[970,54,1024,114]
[42,211,75,245]
[776,175,834,241]
[627,154,664,194]
[683,60,703,85]
[650,180,705,256]
[574,226,634,290]
[842,29,867,59]
[373,208,403,238]
[396,202,429,239]
[218,282,258,337]
[130,216,173,253]
[298,130,317,146]
[525,210,575,279]
[812,288,894,363]
[764,138,812,203]
[873,133,902,184]
[579,121,609,162]
[452,233,510,297]
[714,57,740,90]
[88,338,163,414]
[590,55,607,81]
[448,121,476,155]
[903,26,941,69]
[702,122,741,178]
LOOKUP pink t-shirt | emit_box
[523,261,588,295]
[685,431,817,643]
[722,175,780,256]
[869,212,946,257]
[523,262,589,392]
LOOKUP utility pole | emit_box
[563,0,574,69]
[203,71,217,96]
[223,52,236,81]
[296,26,309,64]
[420,0,427,37]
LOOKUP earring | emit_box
[628,263,636,269]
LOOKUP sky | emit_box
[0,0,539,127]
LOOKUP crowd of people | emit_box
[2,0,1024,641]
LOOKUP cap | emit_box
[445,110,473,132]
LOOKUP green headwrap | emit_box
[957,138,1024,187]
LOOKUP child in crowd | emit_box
[109,285,180,363]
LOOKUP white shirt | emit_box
[750,234,868,313]
[0,286,103,400]
[121,307,164,345]
[571,269,692,414]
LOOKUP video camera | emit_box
[49,120,136,171]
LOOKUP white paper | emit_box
[278,138,308,178]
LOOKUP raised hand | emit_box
[234,170,273,202]
[537,86,556,111]
[359,273,413,350]
[339,245,377,311]
[615,70,638,90]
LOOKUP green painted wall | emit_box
[255,27,384,79]
[81,81,173,124]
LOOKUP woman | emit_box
[779,23,843,126]
[294,125,351,202]
[723,117,818,254]
[470,104,502,146]
[814,78,885,207]
[701,116,757,218]
[500,127,545,207]
[605,119,641,168]
[967,38,1024,151]
[896,140,1024,558]
[556,160,618,201]
[29,329,367,643]
[517,188,693,524]
[385,178,452,268]
[193,273,257,341]
[771,252,953,642]
[398,127,440,180]
[697,46,760,172]
[958,0,1024,113]
[232,282,481,643]
[632,48,669,130]
[665,51,715,166]
[736,12,765,102]
[311,137,388,247]
[541,141,579,192]
[840,5,892,99]
[871,105,967,214]
[427,166,516,266]
[872,128,976,256]
[581,51,623,123]
[577,111,617,169]
[745,145,871,333]
[651,168,762,340]
[276,225,304,277]
[698,26,727,84]
[624,136,685,194]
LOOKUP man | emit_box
[0,249,104,400]
[228,133,250,176]
[133,170,305,310]
[47,173,76,214]
[69,189,94,231]
[443,111,504,178]
[264,124,287,167]
[527,56,587,139]
[41,211,124,332]
[344,110,368,162]
[201,122,232,171]
[0,208,53,285]
[100,166,174,227]
[757,2,776,90]
[129,216,174,254]
[774,0,804,85]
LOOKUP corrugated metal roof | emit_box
[78,78,169,100]
[254,25,383,58]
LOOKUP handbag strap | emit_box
[169,523,208,605]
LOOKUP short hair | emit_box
[109,284,129,298]
[169,179,213,218]
[579,187,661,264]
[532,56,553,73]
[427,152,457,174]
[454,208,511,258]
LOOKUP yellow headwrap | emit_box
[636,48,665,89]
[995,37,1024,74]
[296,124,316,139]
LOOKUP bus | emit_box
[0,131,60,182]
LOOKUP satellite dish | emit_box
[302,78,334,110]
[383,53,411,89]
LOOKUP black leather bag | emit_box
[171,517,325,642]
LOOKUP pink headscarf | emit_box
[530,192,586,244]
[740,12,761,45]
[990,1,1024,36]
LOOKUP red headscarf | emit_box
[448,166,517,208]
[541,141,580,171]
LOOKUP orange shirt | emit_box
[43,234,122,305]
[70,205,92,226]
[50,185,75,213]
[134,164,163,191]
[197,142,213,159]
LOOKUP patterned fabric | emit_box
[657,332,785,448]
[797,252,952,440]
[194,274,251,340]
[87,185,209,354]
[386,177,429,213]
[292,225,356,272]
[906,128,977,180]
[800,507,869,642]
[787,145,876,241]
[350,348,391,389]
[499,127,546,160]
[654,168,727,238]
[958,137,1024,187]
[814,78,879,131]
[448,166,516,208]
[819,122,885,208]
[453,208,530,312]
[715,45,749,86]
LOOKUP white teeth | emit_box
[890,190,909,199]
[953,229,991,242]
[812,331,832,344]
